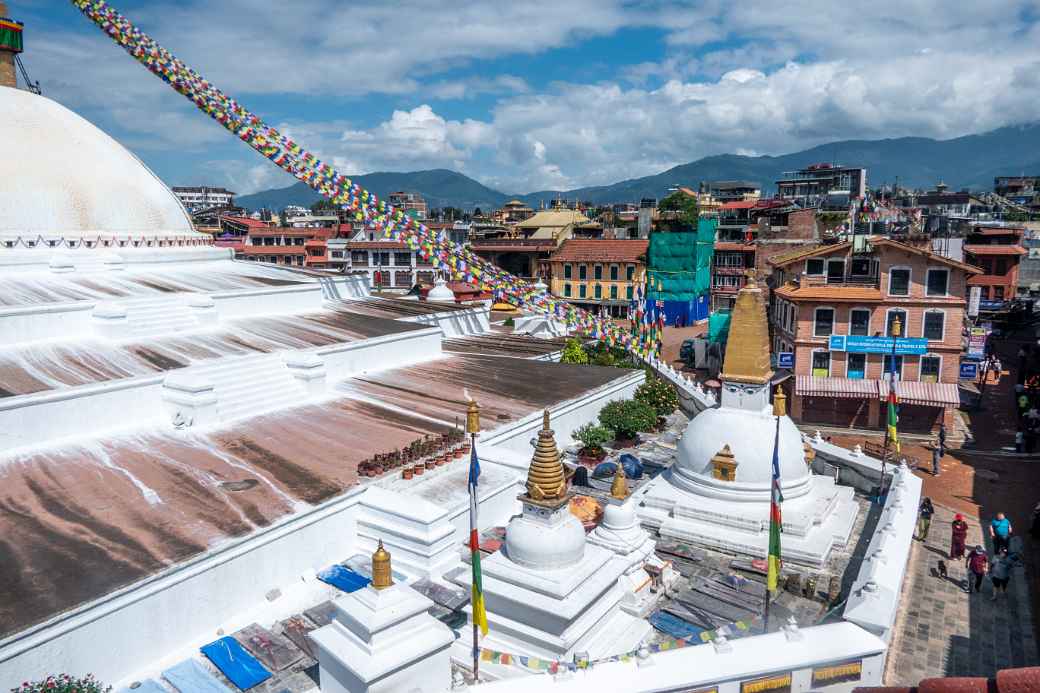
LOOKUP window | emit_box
[926,269,949,296]
[806,258,824,275]
[563,283,572,297]
[850,309,871,336]
[814,307,835,337]
[850,257,872,276]
[627,265,635,281]
[351,250,367,264]
[626,285,633,300]
[886,309,907,337]
[610,285,618,299]
[579,284,587,298]
[996,258,1007,275]
[394,252,412,266]
[920,356,941,383]
[889,268,910,296]
[826,259,845,283]
[374,251,390,266]
[564,264,572,279]
[995,286,1005,299]
[812,351,831,377]
[847,353,866,379]
[594,284,602,299]
[610,265,619,281]
[980,286,990,300]
[714,275,742,288]
[923,311,945,341]
[579,264,587,280]
[883,355,903,379]
[594,264,603,280]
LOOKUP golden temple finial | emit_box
[372,539,392,590]
[719,278,773,385]
[710,444,739,481]
[744,269,757,288]
[773,386,787,417]
[466,400,481,435]
[610,464,628,499]
[524,409,567,504]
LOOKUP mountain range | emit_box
[233,122,1040,212]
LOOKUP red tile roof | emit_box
[550,239,648,263]
[715,242,756,252]
[720,200,757,209]
[853,666,1040,693]
[221,215,272,229]
[773,284,884,302]
[963,244,1027,256]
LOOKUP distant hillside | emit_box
[235,169,509,212]
[234,123,1040,211]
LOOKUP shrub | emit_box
[635,373,679,417]
[503,316,515,327]
[14,674,112,693]
[560,337,589,364]
[598,399,657,441]
[573,423,614,455]
[586,342,640,369]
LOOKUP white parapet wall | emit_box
[643,356,717,415]
[401,303,491,338]
[464,621,887,693]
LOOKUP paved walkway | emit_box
[886,504,1038,683]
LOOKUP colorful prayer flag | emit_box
[886,381,900,454]
[469,446,489,637]
[767,416,783,592]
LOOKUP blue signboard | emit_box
[777,352,794,369]
[959,361,979,380]
[828,334,928,356]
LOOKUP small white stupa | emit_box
[588,501,678,617]
[427,276,456,303]
[451,411,650,673]
[310,541,454,693]
[637,277,859,567]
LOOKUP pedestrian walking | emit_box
[990,549,1012,601]
[917,497,935,541]
[951,514,969,559]
[991,512,1012,555]
[1016,428,1025,454]
[967,545,989,594]
[938,422,947,456]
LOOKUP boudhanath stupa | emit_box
[0,21,926,692]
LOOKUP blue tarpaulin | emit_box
[162,658,234,693]
[200,637,272,690]
[649,610,704,640]
[318,564,371,593]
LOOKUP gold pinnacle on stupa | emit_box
[523,409,567,504]
[610,463,628,499]
[719,271,773,386]
[372,539,393,590]
[773,386,787,417]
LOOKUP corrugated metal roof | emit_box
[878,380,960,407]
[796,375,879,399]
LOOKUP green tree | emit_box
[658,191,699,229]
[598,399,657,441]
[635,373,679,416]
[560,337,589,364]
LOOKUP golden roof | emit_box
[523,410,567,505]
[719,275,773,385]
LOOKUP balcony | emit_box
[713,266,748,276]
[712,283,743,294]
[802,274,880,289]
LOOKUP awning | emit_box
[796,375,880,399]
[878,380,960,407]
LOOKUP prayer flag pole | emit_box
[466,400,488,681]
[765,386,786,633]
[880,316,902,502]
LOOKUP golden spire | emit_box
[523,409,567,504]
[719,274,773,385]
[372,539,392,590]
[610,463,628,499]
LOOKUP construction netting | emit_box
[708,311,731,343]
[645,218,716,324]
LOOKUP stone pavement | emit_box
[886,504,1038,684]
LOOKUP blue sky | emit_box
[12,1,1040,196]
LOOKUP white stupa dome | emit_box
[671,406,812,502]
[504,509,586,570]
[427,277,455,302]
[0,87,199,240]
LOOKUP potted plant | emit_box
[635,373,680,429]
[560,337,589,364]
[15,674,112,693]
[598,399,657,448]
[573,423,613,465]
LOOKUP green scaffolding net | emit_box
[645,218,715,301]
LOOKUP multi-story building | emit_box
[776,164,866,208]
[994,176,1040,210]
[708,181,761,203]
[387,191,428,220]
[963,223,1026,305]
[547,239,647,317]
[768,237,981,433]
[495,200,535,224]
[239,226,339,269]
[172,186,235,212]
[341,240,436,291]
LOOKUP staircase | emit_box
[182,353,310,423]
[121,296,200,337]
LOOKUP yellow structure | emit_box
[710,444,739,481]
[719,275,774,385]
[547,239,648,315]
[371,539,393,589]
[610,464,629,499]
[524,410,567,503]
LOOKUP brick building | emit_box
[768,237,981,433]
[963,223,1026,304]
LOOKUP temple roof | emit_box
[719,277,773,385]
